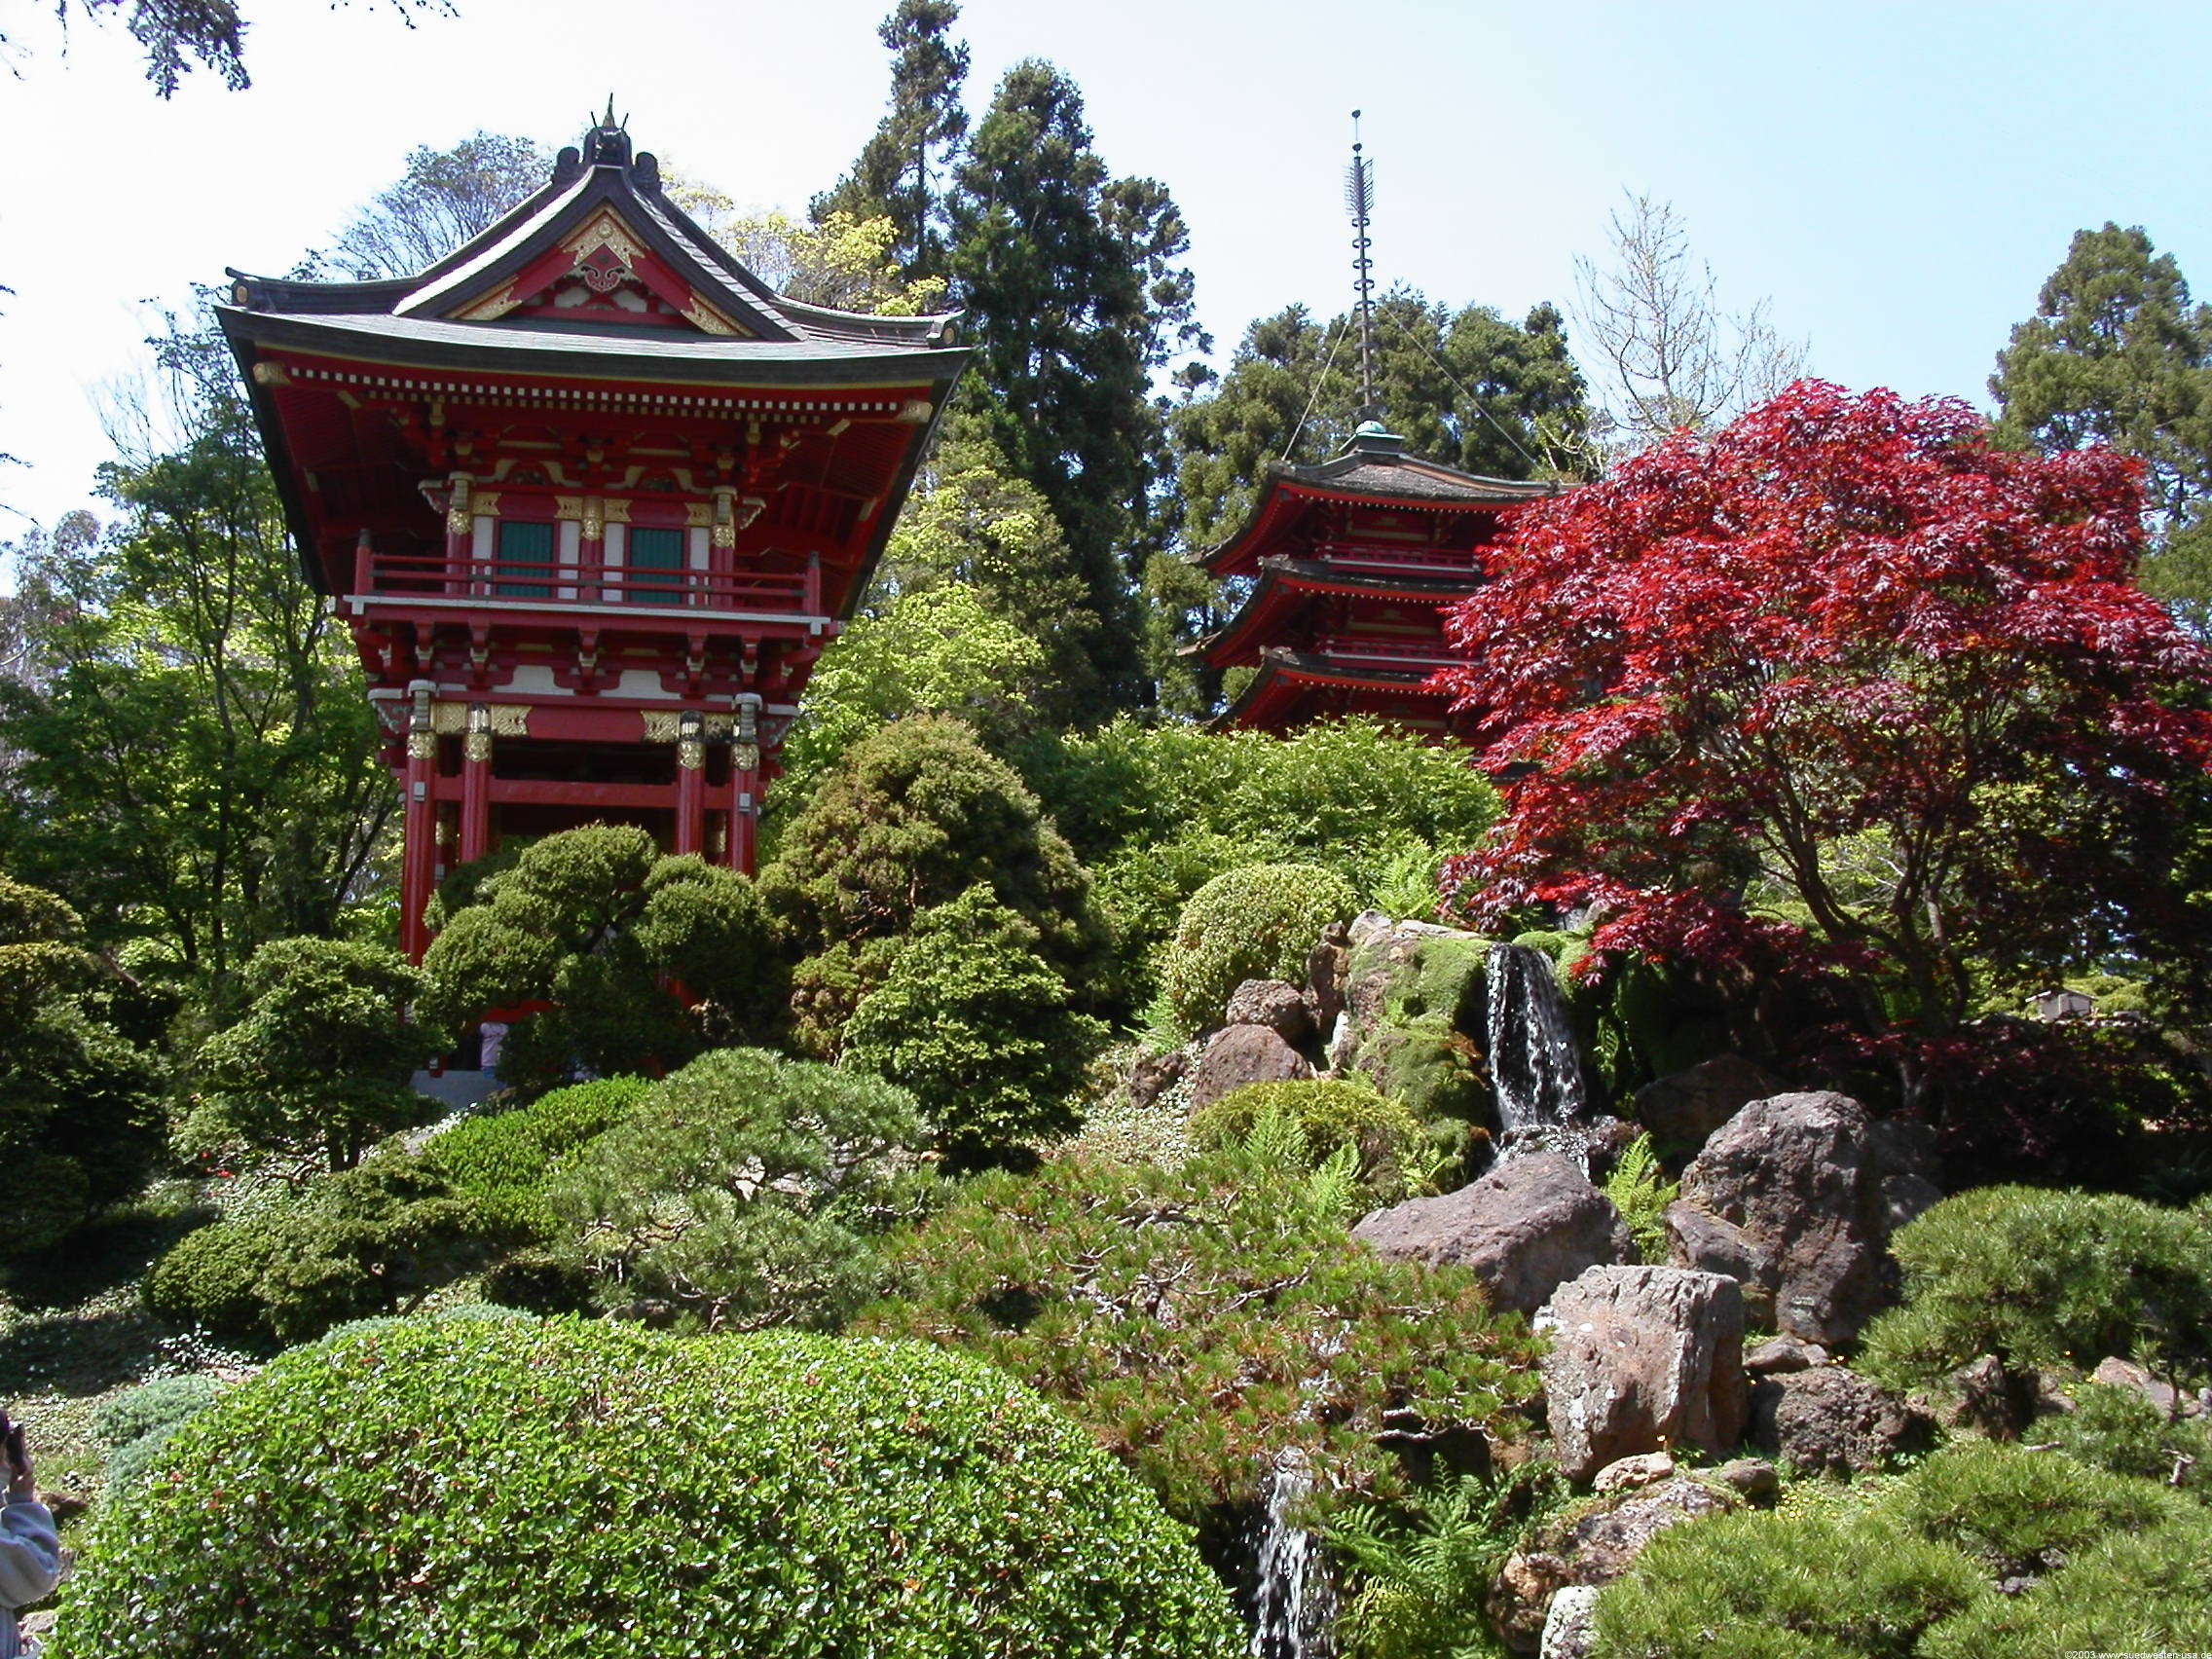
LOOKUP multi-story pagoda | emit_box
[220,113,967,960]
[1191,423,1555,737]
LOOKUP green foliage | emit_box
[0,873,166,1252]
[1857,1186,2212,1395]
[420,828,783,1090]
[1171,293,1590,552]
[1331,1466,1566,1659]
[1603,1133,1678,1265]
[186,935,440,1171]
[843,885,1108,1166]
[1593,1501,1987,1659]
[144,1151,498,1343]
[424,1075,651,1239]
[546,1049,927,1332]
[1593,1439,2212,1657]
[1161,863,1357,1033]
[0,320,390,975]
[2045,1380,2212,1491]
[1014,716,1495,1002]
[52,1319,1244,1659]
[782,582,1046,790]
[860,1144,1546,1520]
[90,1374,217,1498]
[1190,1080,1428,1202]
[762,716,1098,1052]
[1992,222,2212,636]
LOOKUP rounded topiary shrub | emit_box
[424,1075,651,1239]
[142,1216,287,1337]
[53,1318,1243,1659]
[1159,863,1357,1033]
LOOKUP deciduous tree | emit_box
[322,130,549,280]
[1435,381,2212,1104]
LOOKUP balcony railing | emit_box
[1308,633,1460,671]
[1308,541,1480,577]
[350,544,822,617]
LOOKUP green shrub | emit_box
[1857,1186,2212,1396]
[51,1319,1243,1659]
[1603,1134,1677,1265]
[2045,1381,2212,1491]
[1190,1079,1427,1201]
[1919,1512,2212,1657]
[1159,863,1358,1034]
[1593,1503,1988,1659]
[859,1143,1545,1519]
[844,885,1109,1166]
[92,1375,219,1499]
[424,1075,650,1238]
[1882,1439,2182,1580]
[144,1151,499,1344]
[547,1049,927,1331]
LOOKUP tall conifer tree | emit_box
[811,0,970,283]
[1993,224,2212,634]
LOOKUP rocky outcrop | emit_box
[1223,978,1313,1045]
[1304,921,1350,1037]
[1664,1091,1937,1347]
[2090,1354,2208,1419]
[1749,1365,1930,1475]
[1186,1024,1311,1112]
[1492,1472,1739,1651]
[1328,915,1493,1128]
[1536,1265,1747,1481]
[1537,1586,1600,1659]
[1352,1152,1632,1315]
[1123,1049,1186,1112]
[1630,1053,1784,1151]
[1745,1335,1830,1376]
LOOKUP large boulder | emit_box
[1327,916,1493,1127]
[1491,1473,1739,1651]
[1664,1090,1936,1348]
[1187,1023,1311,1112]
[1352,1152,1632,1315]
[1536,1265,1747,1482]
[1748,1365,1930,1475]
[1223,978,1313,1045]
[1630,1053,1785,1152]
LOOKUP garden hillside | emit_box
[9,27,2212,1650]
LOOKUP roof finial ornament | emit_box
[1346,110,1382,430]
[578,99,637,175]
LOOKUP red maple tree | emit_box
[1434,381,2212,1094]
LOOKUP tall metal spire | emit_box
[1346,110,1380,424]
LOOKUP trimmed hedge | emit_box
[424,1076,650,1239]
[52,1319,1243,1659]
[1159,863,1357,1033]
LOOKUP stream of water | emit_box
[1485,941,1591,1139]
[1249,1449,1336,1659]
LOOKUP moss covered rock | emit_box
[1331,920,1495,1136]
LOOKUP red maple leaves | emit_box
[1434,381,2212,1056]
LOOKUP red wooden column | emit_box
[443,475,472,597]
[400,682,439,962]
[674,711,706,857]
[460,704,494,866]
[728,694,762,875]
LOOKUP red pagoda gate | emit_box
[1193,424,1556,737]
[221,116,967,960]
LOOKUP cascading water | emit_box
[1248,1449,1336,1659]
[1485,942,1591,1140]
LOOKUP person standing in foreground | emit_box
[0,1413,61,1658]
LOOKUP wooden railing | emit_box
[351,543,821,615]
[1307,542,1478,576]
[1309,633,1460,670]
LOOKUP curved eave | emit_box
[216,308,971,388]
[1194,469,1545,576]
[1212,649,1453,731]
[1195,558,1478,668]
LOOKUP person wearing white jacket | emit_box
[0,1415,61,1659]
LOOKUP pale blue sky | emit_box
[3,0,2206,546]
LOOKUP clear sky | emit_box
[3,0,2207,551]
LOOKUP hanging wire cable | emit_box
[1381,307,1545,473]
[1280,313,1350,463]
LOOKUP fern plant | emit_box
[1603,1132,1677,1264]
[1328,1464,1565,1659]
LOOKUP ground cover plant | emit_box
[51,1317,1245,1659]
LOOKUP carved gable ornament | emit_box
[451,207,746,338]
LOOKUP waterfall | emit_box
[1249,1449,1336,1659]
[1485,942,1591,1139]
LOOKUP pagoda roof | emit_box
[1198,556,1477,668]
[1195,424,1558,576]
[1213,647,1456,735]
[222,112,961,366]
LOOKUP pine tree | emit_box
[946,60,1207,706]
[1993,223,2212,635]
[810,0,970,283]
